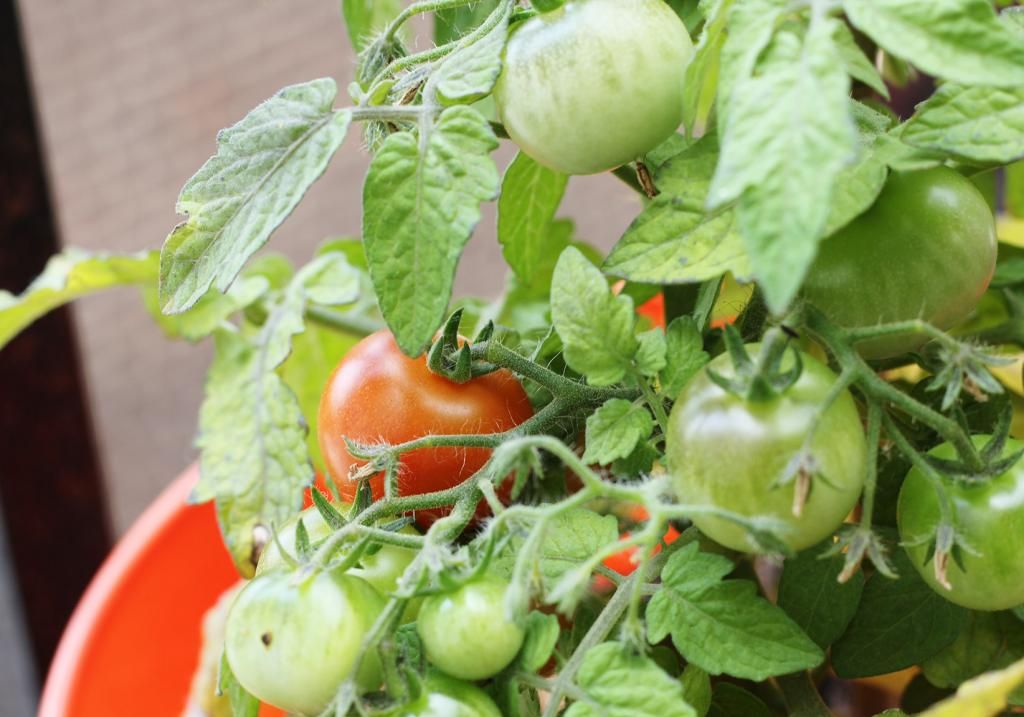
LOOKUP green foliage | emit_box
[778,541,866,649]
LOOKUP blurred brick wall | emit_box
[16,0,640,533]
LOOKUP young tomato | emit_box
[898,437,1024,611]
[225,570,384,716]
[493,0,694,175]
[417,575,525,681]
[318,331,534,527]
[666,347,866,552]
[382,673,502,717]
[802,167,997,359]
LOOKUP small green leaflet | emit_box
[434,1,499,45]
[707,683,772,717]
[160,79,352,313]
[583,399,654,465]
[363,105,499,356]
[710,18,856,312]
[831,548,967,678]
[823,102,892,236]
[604,135,750,285]
[647,543,823,680]
[777,541,866,649]
[498,152,569,290]
[516,611,561,673]
[144,276,268,342]
[0,249,158,350]
[833,21,889,99]
[682,0,733,134]
[342,0,402,51]
[193,253,360,575]
[551,248,638,386]
[902,83,1024,164]
[634,329,668,378]
[218,653,260,717]
[680,664,713,717]
[564,642,696,717]
[919,658,1024,717]
[430,2,511,105]
[923,611,1024,705]
[661,316,710,397]
[844,0,1024,87]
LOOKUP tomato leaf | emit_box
[143,276,269,342]
[0,249,158,350]
[434,2,499,45]
[647,543,823,680]
[604,135,750,285]
[844,0,1024,87]
[583,399,655,465]
[833,21,889,99]
[564,642,697,717]
[777,541,866,649]
[517,611,561,673]
[661,316,710,398]
[431,2,511,105]
[363,105,499,356]
[159,80,352,314]
[901,83,1024,164]
[682,0,733,134]
[218,653,260,717]
[193,254,360,576]
[923,612,1024,706]
[919,657,1024,717]
[710,18,856,313]
[708,683,772,717]
[635,329,667,378]
[497,152,569,290]
[831,547,968,678]
[342,0,402,51]
[551,247,638,386]
[680,664,713,717]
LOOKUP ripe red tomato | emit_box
[318,331,534,527]
[595,506,681,591]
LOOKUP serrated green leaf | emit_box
[833,21,889,98]
[824,152,888,237]
[712,19,856,312]
[431,3,511,104]
[716,0,789,137]
[777,541,866,649]
[498,152,569,290]
[707,683,772,717]
[611,440,660,477]
[160,80,351,313]
[565,643,696,717]
[923,612,1024,705]
[831,548,967,678]
[583,399,654,465]
[493,508,619,587]
[193,254,356,575]
[902,83,1024,164]
[635,329,667,378]
[604,135,750,285]
[683,0,733,134]
[551,248,638,386]
[845,0,1024,87]
[919,658,1024,717]
[0,249,158,350]
[342,0,402,51]
[661,316,710,397]
[680,664,712,717]
[647,544,823,680]
[363,105,499,356]
[518,611,560,672]
[145,275,268,342]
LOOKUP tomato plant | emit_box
[667,342,866,552]
[898,437,1024,611]
[803,167,998,359]
[493,0,694,175]
[318,330,534,527]
[10,0,1024,715]
[417,575,526,681]
[224,570,384,715]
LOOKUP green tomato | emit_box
[898,437,1024,611]
[417,575,525,680]
[225,570,385,716]
[384,674,502,717]
[493,0,694,175]
[803,167,997,359]
[257,503,420,618]
[666,347,866,552]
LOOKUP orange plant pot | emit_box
[38,465,280,717]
